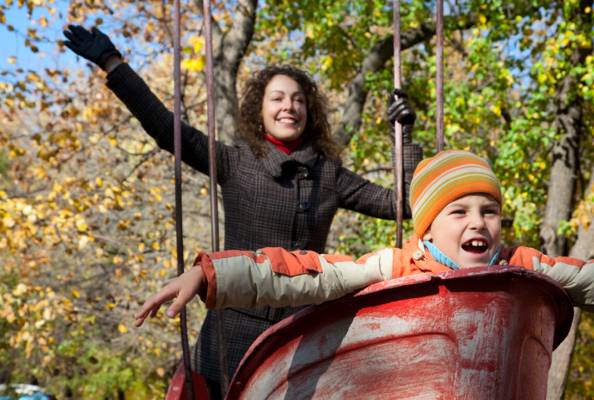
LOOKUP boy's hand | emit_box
[63,25,122,70]
[135,266,205,327]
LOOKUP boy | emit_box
[135,150,594,325]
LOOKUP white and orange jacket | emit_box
[195,236,594,311]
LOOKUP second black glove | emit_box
[387,88,416,143]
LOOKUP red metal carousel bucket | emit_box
[226,266,573,399]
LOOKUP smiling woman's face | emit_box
[261,74,307,142]
[423,194,502,268]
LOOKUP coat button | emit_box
[297,166,309,178]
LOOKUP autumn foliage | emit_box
[1,0,592,398]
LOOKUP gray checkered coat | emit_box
[107,63,422,385]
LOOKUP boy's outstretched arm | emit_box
[135,247,395,325]
[199,248,394,309]
[510,247,594,311]
[135,266,205,327]
[540,257,594,311]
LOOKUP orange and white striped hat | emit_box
[410,150,502,237]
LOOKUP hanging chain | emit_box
[172,0,195,399]
[201,0,230,396]
[436,0,445,151]
[392,0,404,248]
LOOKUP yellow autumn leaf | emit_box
[146,21,155,33]
[182,58,205,72]
[5,310,16,323]
[188,36,203,53]
[78,235,89,250]
[62,298,72,309]
[75,217,88,232]
[2,216,15,228]
[490,104,502,117]
[150,190,162,202]
[13,283,27,296]
[118,323,128,333]
[71,289,80,298]
[321,56,333,72]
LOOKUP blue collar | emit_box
[423,241,501,270]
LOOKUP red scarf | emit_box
[265,134,303,155]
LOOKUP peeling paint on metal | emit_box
[227,267,573,400]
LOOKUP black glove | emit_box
[387,88,416,143]
[63,25,121,70]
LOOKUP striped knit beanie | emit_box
[410,150,502,237]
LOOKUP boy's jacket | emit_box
[195,236,594,311]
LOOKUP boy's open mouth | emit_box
[461,239,489,254]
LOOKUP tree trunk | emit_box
[547,168,594,399]
[543,2,591,397]
[335,18,465,145]
[334,4,544,146]
[193,0,258,142]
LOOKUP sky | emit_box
[0,1,169,78]
[0,2,75,73]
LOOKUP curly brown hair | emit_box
[237,65,342,160]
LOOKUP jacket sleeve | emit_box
[512,247,594,311]
[196,248,395,309]
[105,63,233,181]
[335,143,422,220]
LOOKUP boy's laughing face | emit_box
[423,194,502,268]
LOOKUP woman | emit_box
[63,24,423,398]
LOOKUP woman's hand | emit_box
[63,25,122,71]
[135,266,206,327]
[387,88,416,144]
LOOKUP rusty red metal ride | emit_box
[226,266,573,399]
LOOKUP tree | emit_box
[1,0,592,398]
